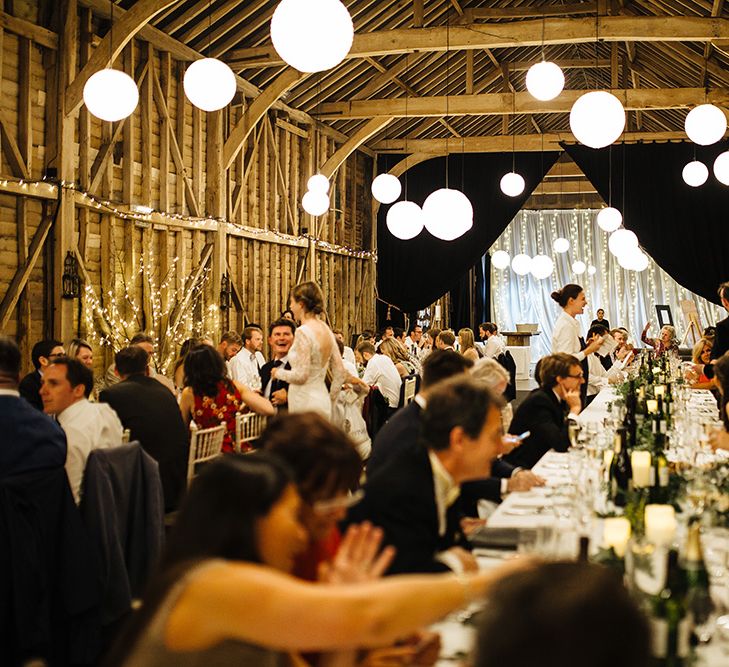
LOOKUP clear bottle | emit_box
[683,520,714,635]
[650,549,690,667]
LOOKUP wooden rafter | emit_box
[320,117,393,178]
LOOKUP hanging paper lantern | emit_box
[307,174,330,193]
[569,91,626,149]
[422,188,473,241]
[184,58,237,111]
[608,228,639,256]
[500,172,525,197]
[491,250,511,269]
[597,207,623,232]
[83,69,139,122]
[511,254,533,276]
[681,160,708,187]
[685,104,727,146]
[588,265,597,275]
[531,255,555,280]
[552,237,570,253]
[302,190,330,216]
[714,151,729,185]
[386,201,423,240]
[572,260,587,275]
[371,174,402,204]
[271,0,354,73]
[525,61,565,101]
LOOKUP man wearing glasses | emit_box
[504,353,584,470]
[19,339,65,411]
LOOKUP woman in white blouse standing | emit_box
[550,284,604,405]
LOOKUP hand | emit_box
[501,434,523,454]
[460,517,487,537]
[318,522,395,584]
[584,335,604,355]
[444,546,478,573]
[642,322,651,334]
[270,367,278,379]
[270,388,287,407]
[709,426,729,451]
[507,470,545,492]
[564,388,582,414]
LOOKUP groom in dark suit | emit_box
[348,376,505,574]
[260,318,296,410]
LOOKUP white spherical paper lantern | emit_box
[500,172,526,197]
[588,265,597,276]
[714,151,729,185]
[183,58,236,111]
[597,207,623,232]
[491,250,511,269]
[632,252,649,272]
[617,246,649,272]
[302,190,330,216]
[685,104,727,146]
[271,0,354,73]
[682,160,708,187]
[386,201,423,240]
[371,174,402,204]
[526,61,565,101]
[572,260,587,275]
[553,237,570,253]
[511,254,533,276]
[307,174,330,193]
[422,188,473,241]
[608,228,639,256]
[569,91,626,149]
[531,254,555,280]
[83,69,139,122]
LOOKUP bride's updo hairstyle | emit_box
[291,281,325,315]
[551,284,583,308]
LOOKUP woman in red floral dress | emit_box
[179,344,274,452]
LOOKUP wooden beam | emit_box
[413,0,423,28]
[0,10,58,48]
[226,17,729,67]
[507,58,611,71]
[320,87,729,119]
[65,0,178,116]
[374,131,687,154]
[523,193,605,209]
[88,117,127,193]
[0,112,30,179]
[223,68,308,171]
[470,3,598,19]
[319,117,393,179]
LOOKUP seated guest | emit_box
[108,454,522,666]
[691,337,714,389]
[505,353,583,469]
[172,337,203,393]
[471,357,514,432]
[475,562,650,667]
[67,338,94,369]
[19,338,65,410]
[405,324,425,360]
[179,344,274,453]
[0,336,67,478]
[641,322,679,356]
[355,341,402,409]
[100,333,175,395]
[710,353,729,451]
[478,323,505,359]
[260,318,296,410]
[458,328,480,362]
[217,331,243,363]
[435,330,456,351]
[228,325,265,391]
[585,325,632,400]
[332,328,356,366]
[99,346,189,512]
[348,377,505,574]
[589,308,610,331]
[40,357,123,503]
[379,338,416,378]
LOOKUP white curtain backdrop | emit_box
[490,209,724,360]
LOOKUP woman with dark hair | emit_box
[172,337,202,393]
[272,281,346,419]
[108,454,528,667]
[281,308,295,321]
[179,345,274,452]
[475,562,650,667]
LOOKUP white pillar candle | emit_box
[603,450,614,467]
[603,517,631,557]
[638,386,645,400]
[644,504,677,546]
[631,451,652,487]
[654,385,666,398]
[646,399,658,414]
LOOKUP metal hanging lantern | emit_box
[219,273,231,310]
[62,251,81,299]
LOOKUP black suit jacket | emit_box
[260,359,291,405]
[706,316,729,379]
[505,387,570,469]
[18,370,42,411]
[99,375,188,511]
[348,441,465,574]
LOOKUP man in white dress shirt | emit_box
[333,329,356,366]
[479,322,506,359]
[585,325,632,399]
[228,325,265,390]
[404,324,425,359]
[40,357,123,504]
[355,341,402,408]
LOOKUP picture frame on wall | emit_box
[655,305,674,328]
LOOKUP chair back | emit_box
[234,412,268,452]
[402,375,417,405]
[187,424,225,485]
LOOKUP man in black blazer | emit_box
[259,318,295,410]
[348,376,505,574]
[505,353,584,469]
[99,346,188,512]
[705,282,729,380]
[0,337,67,478]
[18,339,65,411]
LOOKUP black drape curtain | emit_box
[377,151,561,316]
[564,141,729,306]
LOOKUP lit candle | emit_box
[603,517,631,557]
[646,399,658,414]
[644,504,677,546]
[638,386,645,400]
[603,450,614,467]
[631,451,652,487]
[654,385,666,398]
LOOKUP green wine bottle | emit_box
[683,520,714,633]
[650,549,690,667]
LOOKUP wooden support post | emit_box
[206,108,227,331]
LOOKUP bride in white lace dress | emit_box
[272,281,345,420]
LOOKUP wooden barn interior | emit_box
[1,0,728,373]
